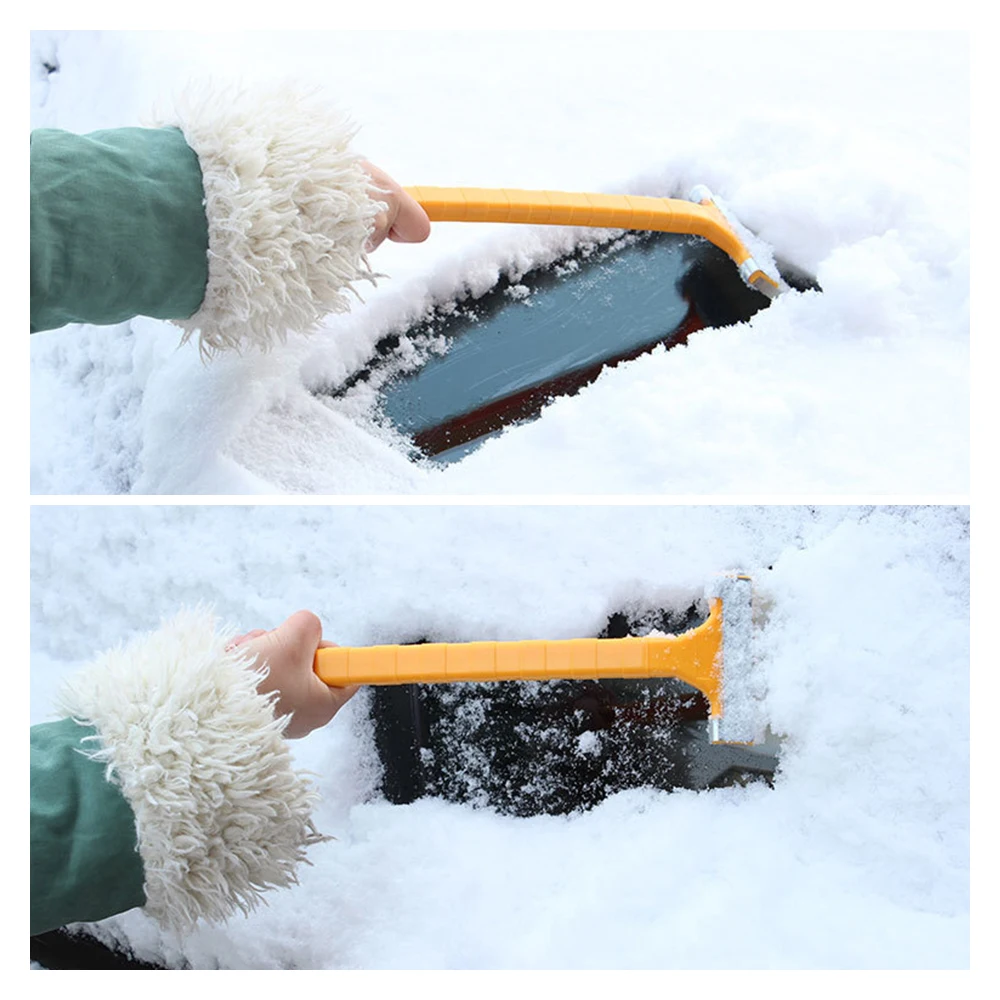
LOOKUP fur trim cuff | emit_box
[155,83,381,356]
[57,609,326,931]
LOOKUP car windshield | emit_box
[327,230,782,463]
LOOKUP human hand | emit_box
[361,160,431,253]
[228,611,359,739]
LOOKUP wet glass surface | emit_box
[380,234,695,437]
[324,230,817,463]
[324,230,776,461]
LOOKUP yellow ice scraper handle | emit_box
[405,185,781,299]
[315,596,725,722]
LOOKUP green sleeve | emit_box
[30,126,209,334]
[31,718,146,936]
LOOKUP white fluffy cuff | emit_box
[57,609,326,931]
[156,83,381,356]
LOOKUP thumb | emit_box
[268,610,323,665]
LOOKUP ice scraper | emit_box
[315,574,765,745]
[404,185,783,300]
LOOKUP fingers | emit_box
[277,610,323,659]
[226,628,268,651]
[236,614,328,664]
[228,611,322,655]
[326,683,361,710]
[312,637,357,707]
[388,189,431,244]
[279,612,355,706]
[234,612,360,738]
[367,206,392,253]
[361,159,430,253]
[314,637,363,705]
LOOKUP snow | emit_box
[29,30,969,494]
[30,504,969,969]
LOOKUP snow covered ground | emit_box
[30,504,969,969]
[29,30,969,494]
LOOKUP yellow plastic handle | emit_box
[314,597,724,721]
[405,186,780,298]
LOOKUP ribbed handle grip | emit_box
[407,186,742,258]
[404,186,779,297]
[314,598,724,719]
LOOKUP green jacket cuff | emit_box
[31,717,146,936]
[30,126,209,334]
